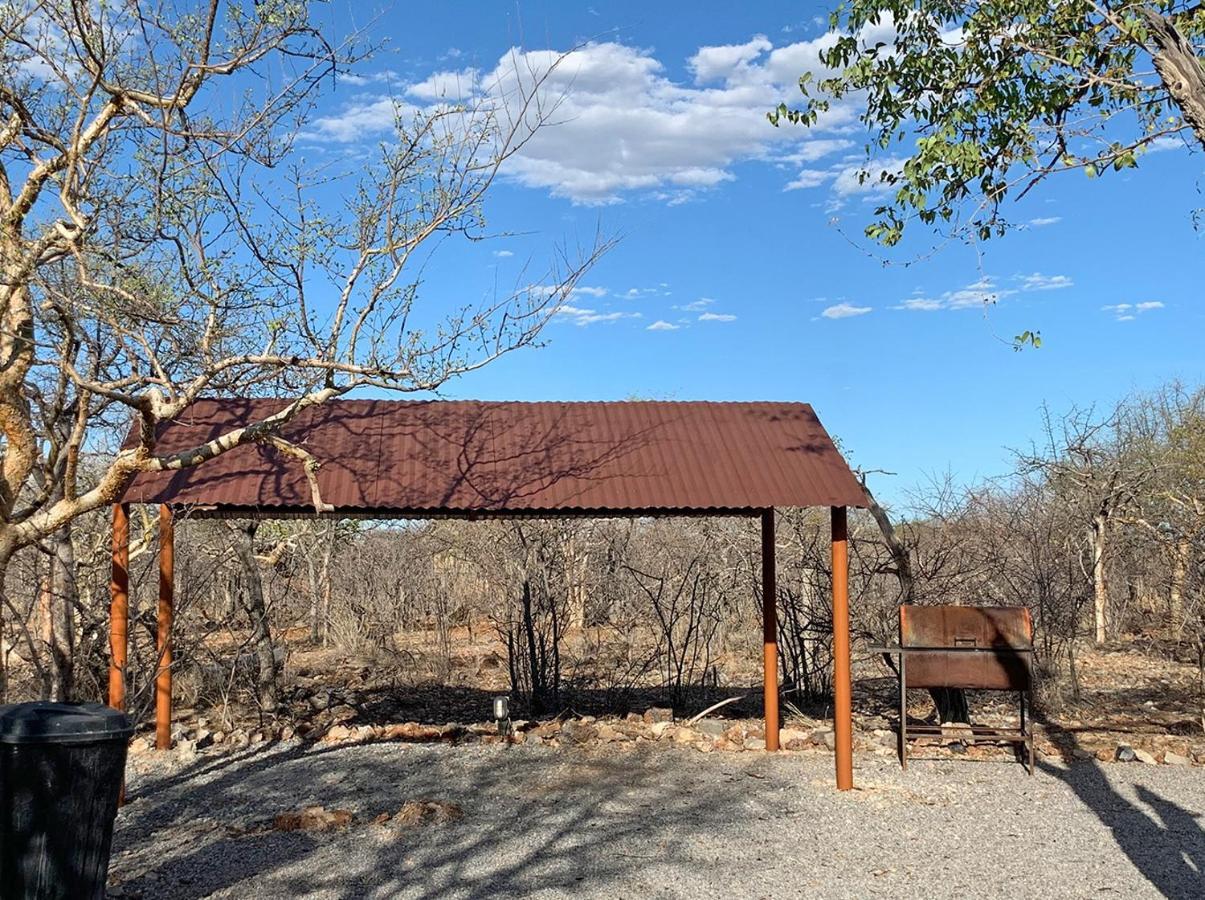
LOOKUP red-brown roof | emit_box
[120,399,868,515]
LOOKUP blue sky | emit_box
[301,2,1203,510]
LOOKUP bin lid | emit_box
[0,702,133,744]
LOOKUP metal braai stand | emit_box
[873,605,1036,774]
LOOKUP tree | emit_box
[1018,403,1152,644]
[0,0,605,676]
[772,2,1204,246]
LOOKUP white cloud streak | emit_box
[822,302,872,319]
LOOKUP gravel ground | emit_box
[109,740,1205,899]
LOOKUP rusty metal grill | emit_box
[877,605,1036,773]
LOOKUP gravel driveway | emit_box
[110,740,1205,899]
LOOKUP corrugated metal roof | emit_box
[119,399,868,515]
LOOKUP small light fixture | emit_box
[493,695,511,737]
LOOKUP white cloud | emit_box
[407,68,479,101]
[1019,272,1073,291]
[306,97,409,142]
[531,284,609,302]
[1027,216,1061,227]
[688,35,774,83]
[780,138,857,165]
[309,25,898,203]
[647,320,680,331]
[556,304,642,326]
[620,286,670,299]
[339,70,400,87]
[896,277,1016,312]
[832,158,905,197]
[898,298,944,312]
[785,169,834,191]
[493,249,514,258]
[1104,300,1163,321]
[1146,135,1186,154]
[822,302,872,319]
[698,312,737,322]
[680,298,715,312]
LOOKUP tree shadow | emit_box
[111,740,772,899]
[1035,722,1205,899]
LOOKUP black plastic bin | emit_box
[0,702,133,900]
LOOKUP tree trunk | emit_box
[1091,513,1108,644]
[231,523,278,713]
[46,523,76,700]
[861,477,969,722]
[1169,537,1190,632]
[1142,9,1205,151]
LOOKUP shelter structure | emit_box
[110,399,868,789]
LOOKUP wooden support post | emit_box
[108,503,129,711]
[762,508,779,751]
[832,506,853,790]
[156,504,175,750]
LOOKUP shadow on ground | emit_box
[111,739,765,899]
[1035,719,1205,900]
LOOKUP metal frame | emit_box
[875,645,1035,774]
[112,502,857,790]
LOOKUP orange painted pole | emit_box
[156,504,174,750]
[832,506,853,790]
[762,509,779,751]
[109,503,130,711]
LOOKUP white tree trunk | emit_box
[1092,514,1108,645]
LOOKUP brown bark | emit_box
[231,523,279,713]
[1142,9,1205,151]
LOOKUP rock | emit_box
[308,692,331,711]
[723,725,745,743]
[128,736,154,756]
[596,724,627,743]
[323,724,356,743]
[561,720,597,745]
[279,725,295,741]
[815,729,836,751]
[273,805,354,832]
[779,728,810,750]
[672,727,698,744]
[696,720,727,738]
[392,799,463,827]
[1134,748,1158,765]
[649,721,674,739]
[743,737,766,752]
[643,707,673,724]
[380,722,443,742]
[176,737,197,755]
[1163,751,1191,767]
[1071,748,1094,761]
[1095,748,1113,762]
[530,721,562,739]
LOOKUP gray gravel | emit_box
[110,740,1205,899]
